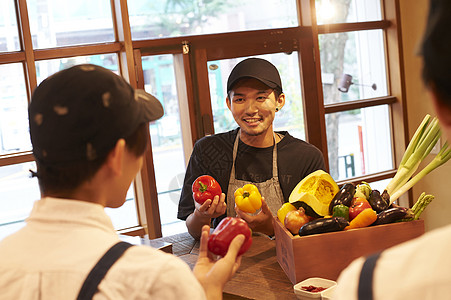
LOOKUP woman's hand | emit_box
[193,225,244,300]
[235,197,274,236]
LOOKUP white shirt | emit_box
[334,224,451,299]
[0,197,206,300]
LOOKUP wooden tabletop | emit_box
[140,232,297,300]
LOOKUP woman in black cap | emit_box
[0,65,244,300]
[178,58,326,239]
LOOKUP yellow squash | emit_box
[288,170,339,217]
[277,202,297,223]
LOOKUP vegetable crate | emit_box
[273,217,424,284]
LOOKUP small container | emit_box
[320,284,336,300]
[293,277,337,300]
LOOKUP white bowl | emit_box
[320,285,336,300]
[293,277,337,300]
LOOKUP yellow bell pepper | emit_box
[234,184,262,213]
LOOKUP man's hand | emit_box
[186,193,227,240]
[195,193,227,219]
[235,197,274,236]
[193,225,244,300]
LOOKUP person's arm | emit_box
[186,193,227,240]
[193,225,244,300]
[235,198,274,236]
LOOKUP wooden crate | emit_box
[273,217,425,284]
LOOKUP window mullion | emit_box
[15,0,37,101]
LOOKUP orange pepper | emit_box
[344,208,377,230]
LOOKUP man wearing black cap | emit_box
[0,64,244,299]
[334,0,451,298]
[178,58,326,239]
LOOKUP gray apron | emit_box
[226,130,285,216]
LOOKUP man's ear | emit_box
[430,85,451,127]
[107,139,126,176]
[276,93,286,110]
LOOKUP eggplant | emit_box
[381,190,391,205]
[368,190,389,213]
[373,207,414,225]
[328,183,355,215]
[299,217,349,236]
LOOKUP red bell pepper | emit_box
[207,217,252,257]
[348,197,372,220]
[192,175,222,204]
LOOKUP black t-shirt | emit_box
[177,128,326,225]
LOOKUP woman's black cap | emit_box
[28,64,164,165]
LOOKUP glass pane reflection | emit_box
[326,105,393,181]
[26,0,115,49]
[142,55,188,236]
[320,30,388,104]
[0,162,39,241]
[0,1,20,52]
[35,54,118,84]
[316,0,382,25]
[0,64,30,155]
[128,0,298,40]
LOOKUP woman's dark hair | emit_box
[421,0,451,103]
[35,123,149,195]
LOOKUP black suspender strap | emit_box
[358,251,382,300]
[77,241,134,300]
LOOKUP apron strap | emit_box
[77,241,134,300]
[358,251,382,300]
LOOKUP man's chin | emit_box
[240,126,264,137]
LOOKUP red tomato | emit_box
[349,197,372,220]
[192,175,222,204]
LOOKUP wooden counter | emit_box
[134,232,297,300]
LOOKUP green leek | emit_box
[385,114,451,204]
[389,142,451,203]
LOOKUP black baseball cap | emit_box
[29,64,164,165]
[226,58,283,93]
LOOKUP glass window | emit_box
[128,0,298,40]
[315,0,382,25]
[209,52,306,140]
[326,105,393,181]
[320,29,388,104]
[142,55,188,236]
[367,178,390,194]
[0,64,30,155]
[0,1,20,52]
[105,187,139,230]
[0,162,40,240]
[35,54,119,84]
[26,0,115,49]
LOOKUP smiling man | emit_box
[178,58,326,239]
